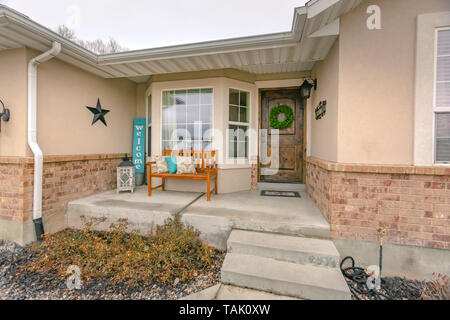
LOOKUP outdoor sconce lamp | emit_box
[117,155,135,194]
[299,79,318,100]
[0,99,11,133]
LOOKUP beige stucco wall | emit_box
[26,48,138,156]
[337,0,450,164]
[0,48,28,157]
[310,40,339,162]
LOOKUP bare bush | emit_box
[55,25,127,54]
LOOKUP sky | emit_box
[0,0,308,51]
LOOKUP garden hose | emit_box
[339,228,393,300]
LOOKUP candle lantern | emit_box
[117,155,135,193]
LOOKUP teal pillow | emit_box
[165,157,178,174]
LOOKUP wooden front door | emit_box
[260,89,304,183]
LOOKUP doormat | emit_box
[261,190,301,198]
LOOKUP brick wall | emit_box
[0,154,127,223]
[0,159,33,222]
[306,157,450,249]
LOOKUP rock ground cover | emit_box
[0,218,225,300]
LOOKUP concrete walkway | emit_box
[67,184,330,250]
[180,284,300,300]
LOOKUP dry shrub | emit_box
[25,217,219,287]
[421,273,450,300]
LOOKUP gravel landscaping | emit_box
[0,220,225,300]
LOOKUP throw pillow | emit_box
[177,157,197,174]
[165,157,178,174]
[153,155,169,174]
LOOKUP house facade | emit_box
[0,0,449,250]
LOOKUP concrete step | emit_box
[221,253,351,300]
[257,183,306,192]
[228,230,340,268]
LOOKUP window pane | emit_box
[176,105,187,123]
[187,105,200,123]
[162,141,174,151]
[203,124,212,140]
[436,113,450,137]
[240,91,249,107]
[436,82,450,108]
[437,56,450,82]
[228,125,248,159]
[230,89,239,105]
[163,91,175,106]
[229,105,239,122]
[436,138,450,162]
[200,105,212,123]
[239,107,249,123]
[437,29,450,57]
[436,113,450,162]
[162,105,176,123]
[237,142,247,158]
[175,90,186,105]
[200,89,213,105]
[187,89,200,105]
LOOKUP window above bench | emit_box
[161,88,213,152]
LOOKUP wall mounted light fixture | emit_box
[299,79,318,100]
[0,99,11,133]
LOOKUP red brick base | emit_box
[306,157,450,249]
[0,154,127,223]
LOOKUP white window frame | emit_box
[227,88,250,160]
[433,27,450,164]
[160,87,214,152]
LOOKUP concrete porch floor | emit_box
[67,184,330,250]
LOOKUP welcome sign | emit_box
[133,118,146,173]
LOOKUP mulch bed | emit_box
[344,276,428,300]
[0,241,224,300]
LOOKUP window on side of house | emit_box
[228,88,250,159]
[435,28,450,163]
[161,89,213,151]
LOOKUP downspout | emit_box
[28,41,62,242]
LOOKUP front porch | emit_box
[67,183,329,250]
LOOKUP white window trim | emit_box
[414,11,450,166]
[227,88,251,161]
[433,27,450,164]
[160,87,215,153]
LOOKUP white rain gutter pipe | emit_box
[28,41,61,242]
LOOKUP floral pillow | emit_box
[152,155,169,174]
[176,157,197,174]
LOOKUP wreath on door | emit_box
[270,104,294,130]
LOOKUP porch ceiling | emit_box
[0,0,365,83]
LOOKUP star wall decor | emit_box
[86,98,110,126]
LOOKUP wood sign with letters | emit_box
[315,101,327,120]
[133,118,146,174]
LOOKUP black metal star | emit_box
[86,98,110,126]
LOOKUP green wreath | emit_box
[270,104,294,130]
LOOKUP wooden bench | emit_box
[148,150,218,201]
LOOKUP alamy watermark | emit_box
[66,265,82,290]
[367,5,381,30]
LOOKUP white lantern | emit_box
[117,156,135,193]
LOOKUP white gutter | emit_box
[28,42,61,235]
